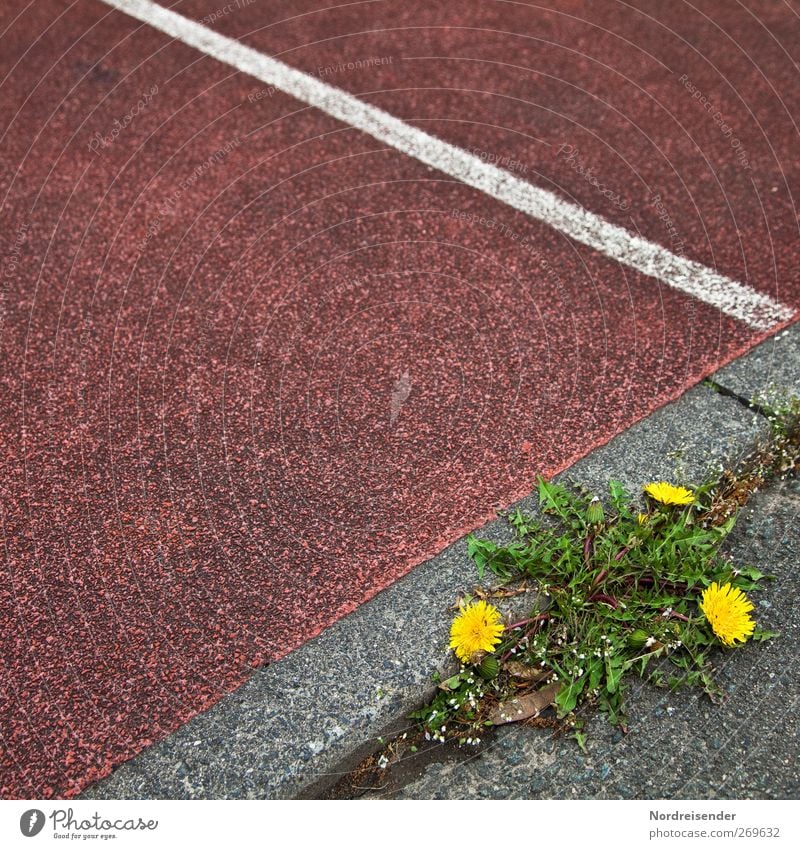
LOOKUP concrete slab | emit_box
[711,324,800,402]
[83,385,767,799]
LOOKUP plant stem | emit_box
[506,614,550,630]
[588,593,619,608]
[667,610,690,622]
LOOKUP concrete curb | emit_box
[82,324,798,799]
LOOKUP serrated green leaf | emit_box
[737,565,767,582]
[608,479,631,512]
[538,477,579,522]
[556,676,585,715]
[467,534,494,579]
[588,659,603,691]
[605,656,623,694]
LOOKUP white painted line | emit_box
[100,0,793,331]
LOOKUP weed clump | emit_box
[413,476,776,748]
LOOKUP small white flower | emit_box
[645,636,656,647]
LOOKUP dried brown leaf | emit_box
[484,584,532,599]
[489,682,561,726]
[503,661,551,684]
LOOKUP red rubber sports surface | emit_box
[1,0,797,797]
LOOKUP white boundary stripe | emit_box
[101,0,793,330]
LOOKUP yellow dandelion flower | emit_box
[699,582,756,647]
[644,481,694,506]
[449,600,504,663]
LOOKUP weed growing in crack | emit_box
[412,475,778,748]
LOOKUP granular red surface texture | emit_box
[0,0,798,797]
